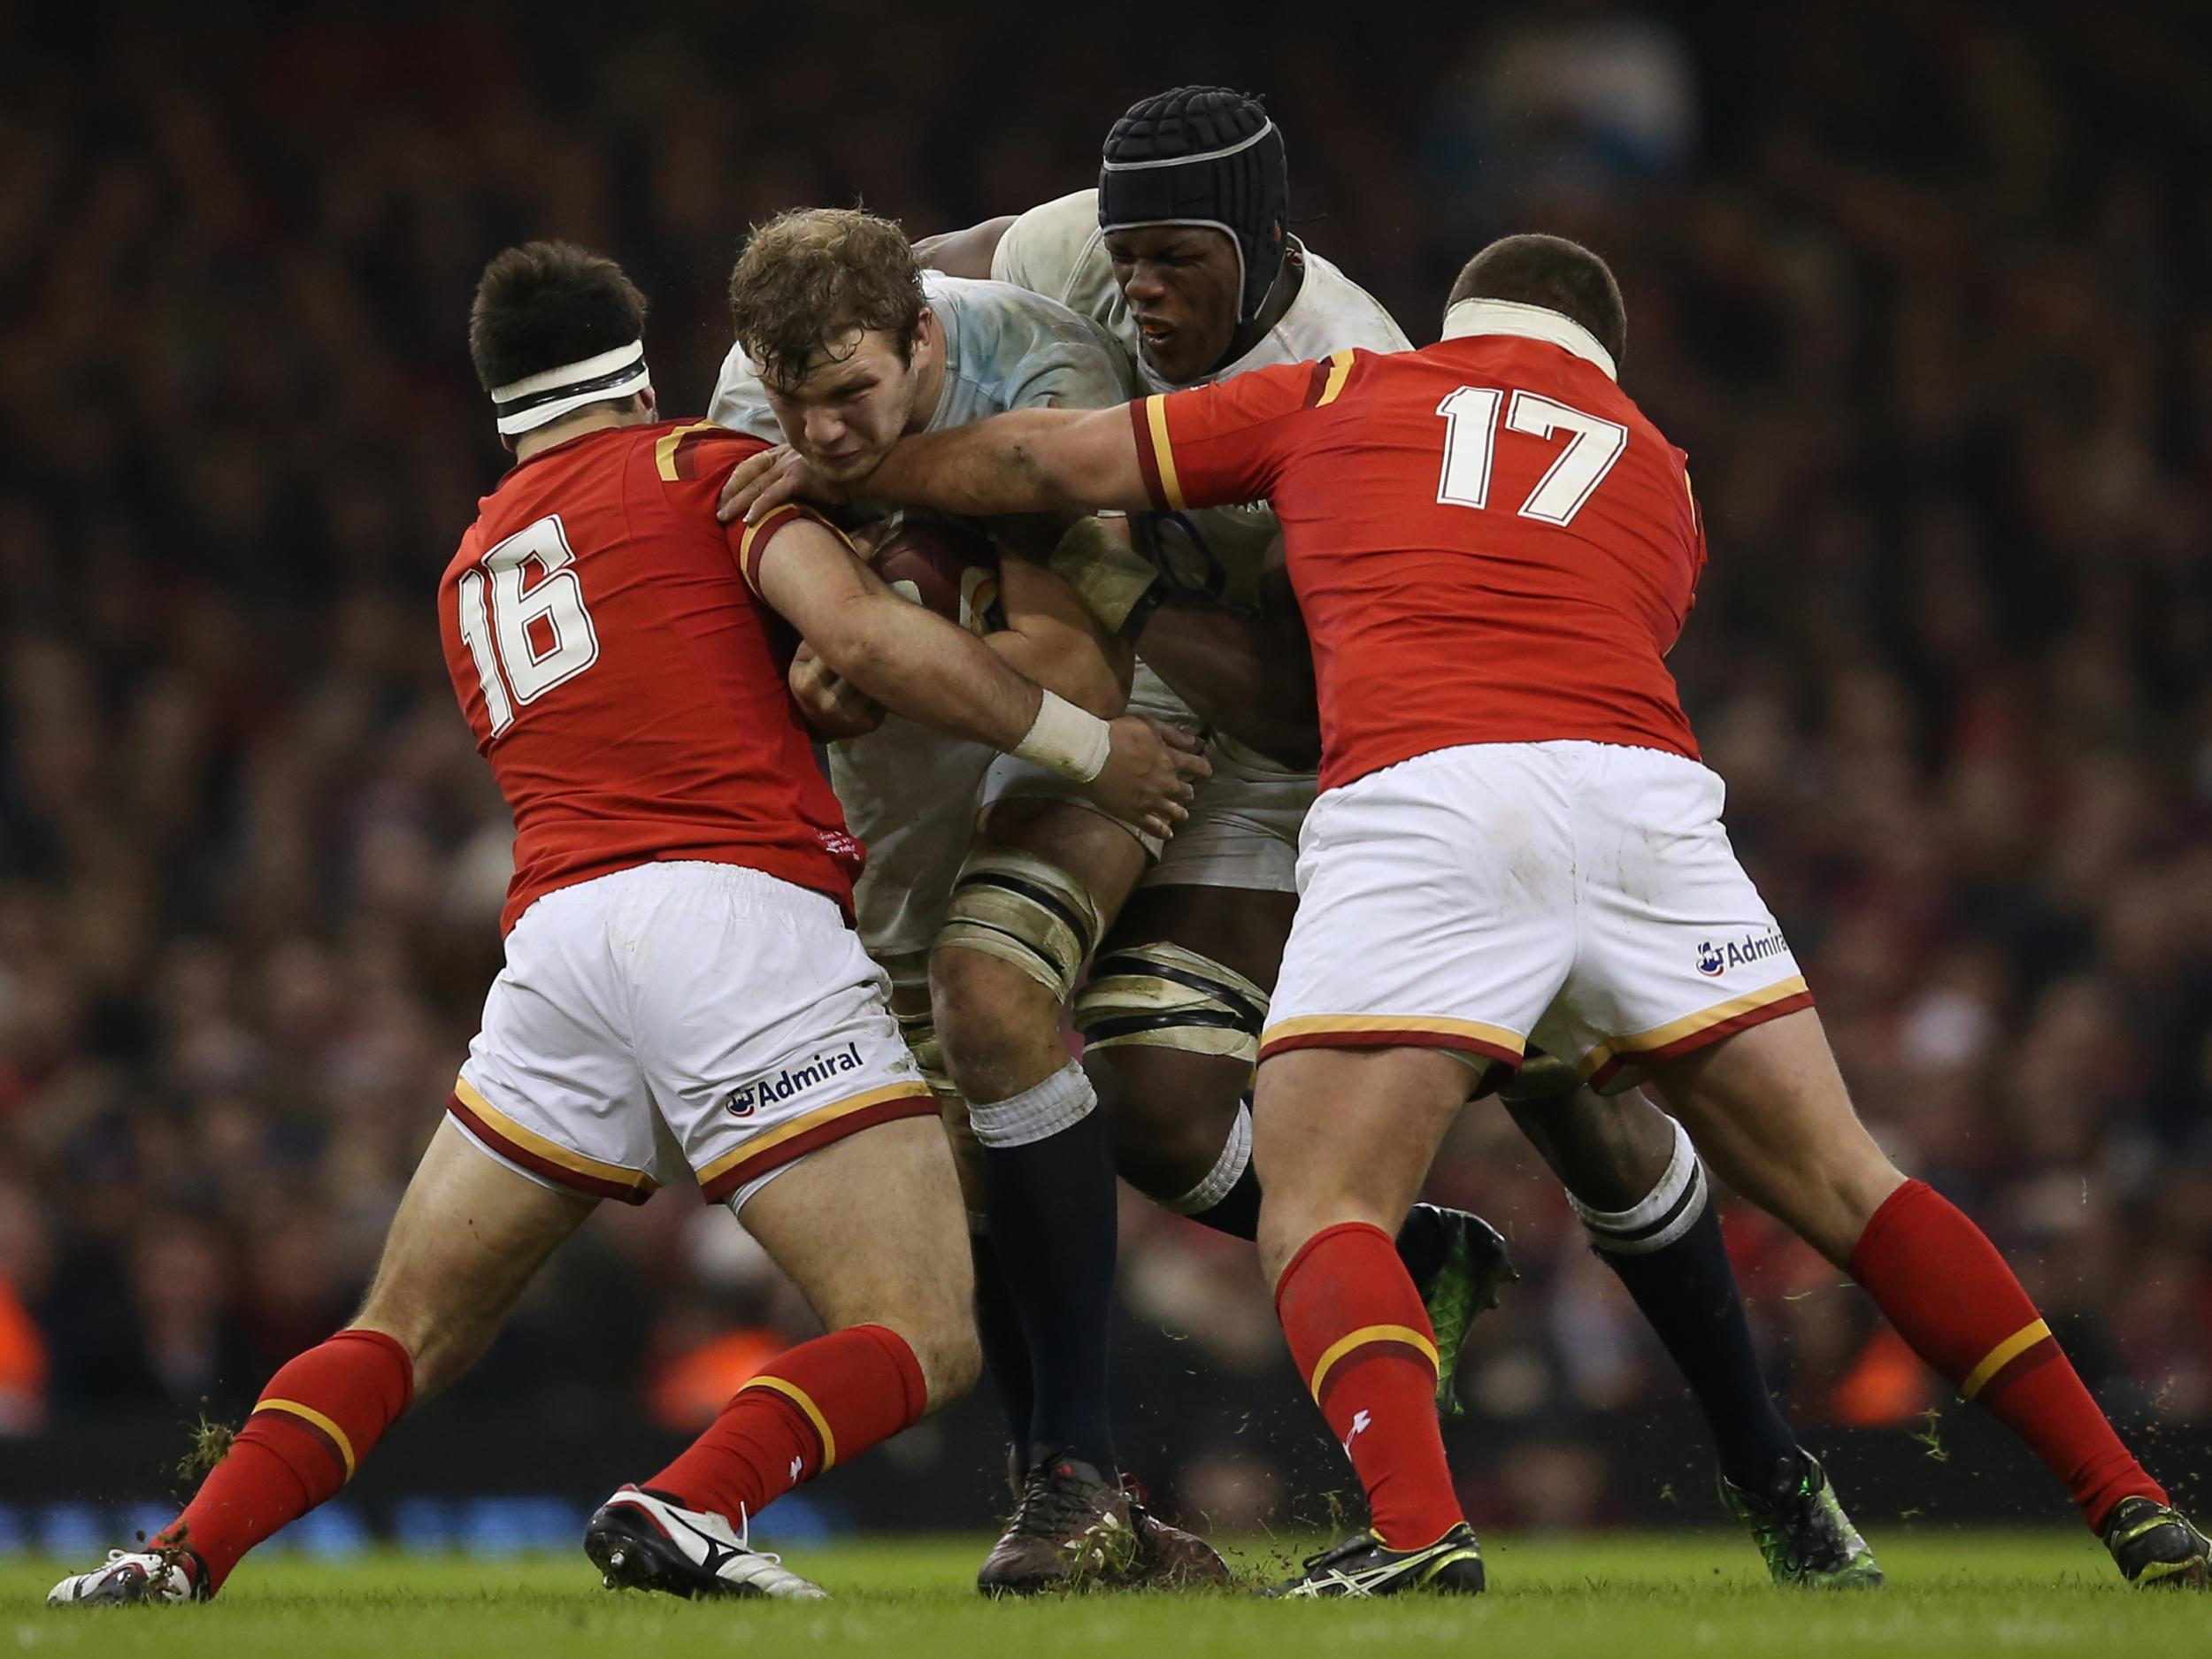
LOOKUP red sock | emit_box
[646,1324,926,1525]
[162,1328,413,1590]
[1274,1221,1463,1549]
[1850,1179,2164,1532]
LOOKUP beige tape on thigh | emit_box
[880,949,956,1100]
[1072,941,1270,1064]
[932,849,1104,1001]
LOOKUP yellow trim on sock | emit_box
[1961,1317,2052,1400]
[739,1374,838,1471]
[1307,1324,1439,1402]
[255,1399,357,1481]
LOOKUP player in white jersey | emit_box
[716,209,1516,1594]
[710,209,1235,1594]
[900,87,1883,1583]
[712,254,1145,1026]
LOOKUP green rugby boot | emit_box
[1719,1450,1884,1588]
[1398,1203,1517,1416]
[2102,1496,2211,1589]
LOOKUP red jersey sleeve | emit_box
[1128,349,1359,511]
[647,420,854,595]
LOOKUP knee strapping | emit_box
[884,953,957,1099]
[1072,941,1270,1064]
[932,849,1104,1001]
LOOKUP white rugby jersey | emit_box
[710,273,1135,956]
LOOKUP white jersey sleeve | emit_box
[990,190,1121,319]
[706,343,784,443]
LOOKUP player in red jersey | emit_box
[46,242,1202,1609]
[810,233,2212,1597]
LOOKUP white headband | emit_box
[1439,298,1617,381]
[491,340,652,435]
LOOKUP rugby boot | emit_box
[979,1455,1150,1594]
[1268,1523,1486,1598]
[1125,1480,1233,1587]
[2101,1496,2212,1589]
[47,1548,209,1607]
[1396,1202,1518,1415]
[1718,1451,1884,1588]
[585,1485,826,1600]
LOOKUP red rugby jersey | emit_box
[1129,303,1707,791]
[439,419,863,933]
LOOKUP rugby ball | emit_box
[873,516,1002,634]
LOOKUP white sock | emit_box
[966,1059,1097,1149]
[1569,1117,1708,1255]
[1164,1102,1254,1215]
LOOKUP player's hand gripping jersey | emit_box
[1131,300,1802,1087]
[441,421,863,933]
[440,420,929,1209]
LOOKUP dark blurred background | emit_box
[4,0,2211,1555]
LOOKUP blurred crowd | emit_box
[3,0,2209,1525]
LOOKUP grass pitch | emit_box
[5,1530,2198,1657]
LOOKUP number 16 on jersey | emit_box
[455,513,602,737]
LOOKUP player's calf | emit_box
[595,1119,979,1601]
[1655,1011,2199,1572]
[50,1123,591,1605]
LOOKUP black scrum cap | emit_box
[1099,87,1288,323]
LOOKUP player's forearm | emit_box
[811,593,1046,755]
[986,627,1129,719]
[864,410,1152,519]
[1137,595,1320,769]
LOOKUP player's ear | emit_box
[639,385,658,416]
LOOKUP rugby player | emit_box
[46,242,1202,1608]
[738,87,1879,1586]
[828,232,2212,1597]
[709,208,1502,1592]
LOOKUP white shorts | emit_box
[982,662,1316,894]
[451,862,934,1212]
[1260,742,1812,1089]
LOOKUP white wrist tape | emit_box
[1013,691,1111,783]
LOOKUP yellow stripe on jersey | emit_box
[1145,396,1186,511]
[1307,1324,1440,1402]
[1962,1318,2052,1400]
[1314,349,1356,408]
[256,1399,357,1481]
[740,1374,838,1469]
[654,419,723,481]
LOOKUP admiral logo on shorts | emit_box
[724,1042,868,1118]
[1695,926,1791,979]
